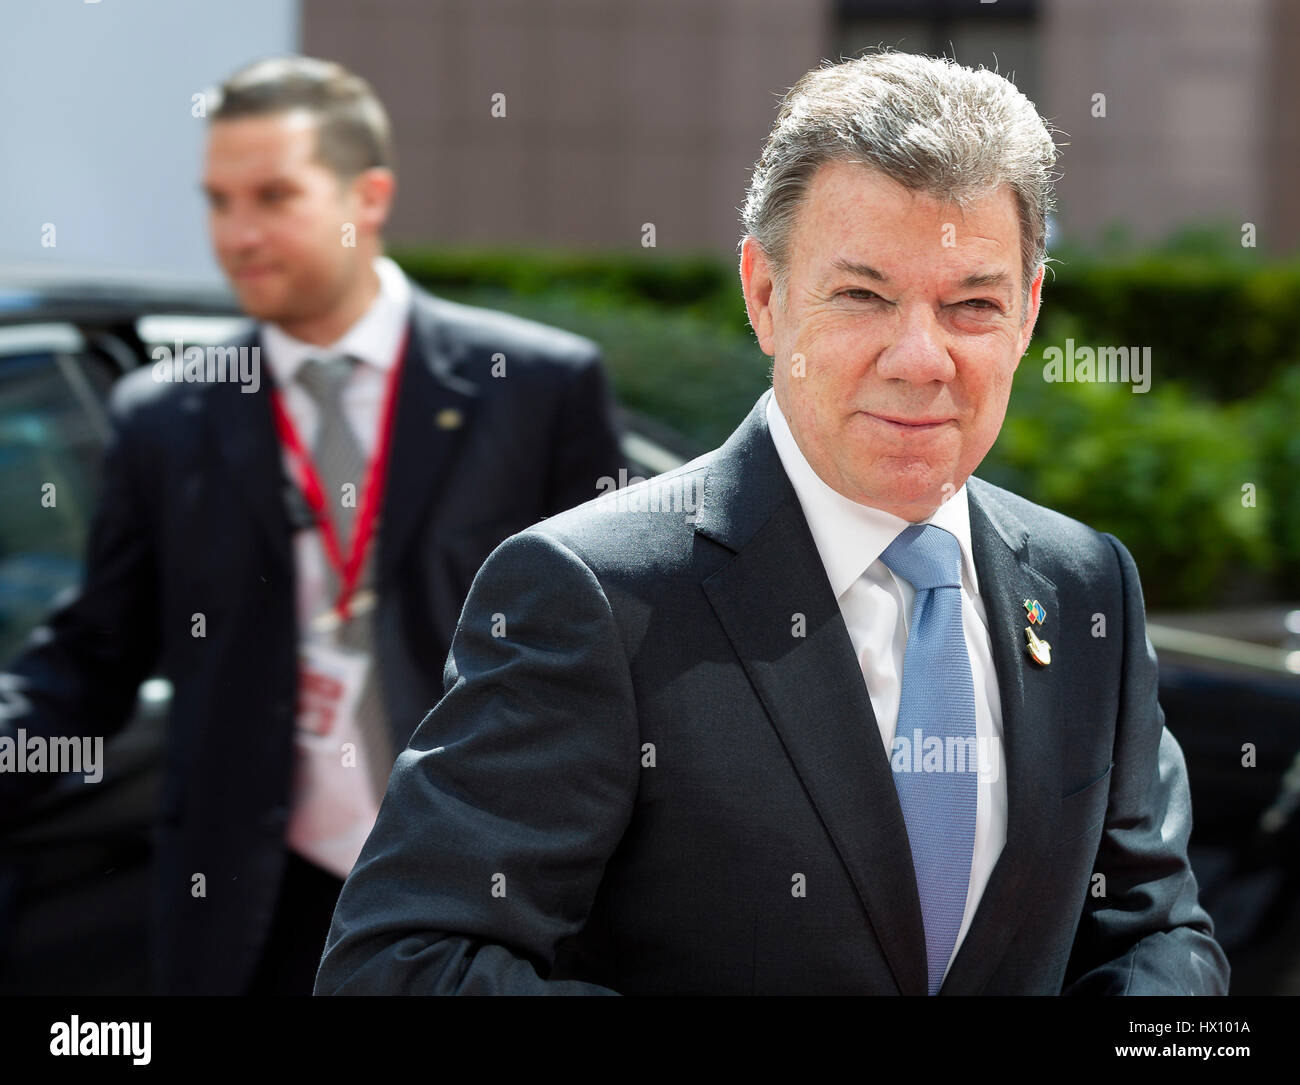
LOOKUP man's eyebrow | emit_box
[956,270,1014,291]
[829,260,1015,293]
[199,176,297,195]
[830,258,890,282]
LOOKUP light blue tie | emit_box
[879,523,977,996]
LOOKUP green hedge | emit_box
[1250,363,1300,595]
[982,314,1273,607]
[1042,258,1300,399]
[394,246,747,335]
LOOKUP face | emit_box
[202,111,390,329]
[741,160,1043,521]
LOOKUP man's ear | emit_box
[1016,263,1046,362]
[349,167,396,237]
[739,236,779,356]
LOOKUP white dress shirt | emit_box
[260,255,412,877]
[765,393,1007,985]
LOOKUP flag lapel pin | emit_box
[1023,598,1052,666]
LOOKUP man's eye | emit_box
[961,298,999,311]
[840,289,880,301]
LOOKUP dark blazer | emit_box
[0,278,626,994]
[316,388,1230,995]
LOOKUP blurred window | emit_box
[0,324,114,661]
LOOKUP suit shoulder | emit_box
[107,360,208,425]
[413,287,601,374]
[105,332,265,459]
[518,451,717,569]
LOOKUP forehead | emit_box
[203,111,324,181]
[792,161,1021,280]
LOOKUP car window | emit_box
[0,323,112,661]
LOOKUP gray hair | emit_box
[741,50,1059,310]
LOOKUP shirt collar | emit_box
[261,255,412,385]
[765,392,980,599]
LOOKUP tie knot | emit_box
[879,523,963,592]
[295,353,355,405]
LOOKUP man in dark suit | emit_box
[315,51,1229,995]
[0,56,624,994]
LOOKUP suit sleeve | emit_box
[0,378,160,808]
[543,347,627,517]
[1060,533,1230,995]
[314,528,640,995]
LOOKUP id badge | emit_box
[297,641,371,741]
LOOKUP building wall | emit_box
[1041,0,1277,250]
[301,0,1300,257]
[303,0,831,254]
[1262,0,1300,253]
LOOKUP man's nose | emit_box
[875,304,955,383]
[213,205,264,251]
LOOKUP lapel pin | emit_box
[1025,625,1052,666]
[1022,600,1051,665]
[436,407,463,430]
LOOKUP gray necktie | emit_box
[294,353,395,804]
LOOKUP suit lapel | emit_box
[940,477,1063,994]
[698,391,928,996]
[208,326,294,574]
[375,289,480,586]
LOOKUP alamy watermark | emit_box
[891,730,1001,784]
[1042,339,1151,393]
[595,468,704,521]
[0,728,103,783]
[50,1016,150,1065]
[151,340,261,393]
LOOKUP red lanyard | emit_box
[268,325,410,621]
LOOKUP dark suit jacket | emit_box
[316,388,1230,995]
[0,278,625,994]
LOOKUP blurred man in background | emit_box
[0,55,624,994]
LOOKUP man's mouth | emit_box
[863,411,952,431]
[233,265,279,280]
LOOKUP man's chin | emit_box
[844,472,964,520]
[231,291,288,323]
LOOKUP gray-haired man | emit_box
[316,51,1229,995]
